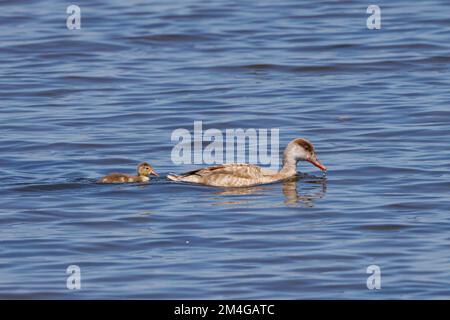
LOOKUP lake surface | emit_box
[1,0,450,299]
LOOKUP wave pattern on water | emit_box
[0,0,450,299]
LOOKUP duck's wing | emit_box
[183,163,263,179]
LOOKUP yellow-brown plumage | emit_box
[98,162,159,184]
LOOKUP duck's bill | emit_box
[151,171,160,177]
[308,159,327,171]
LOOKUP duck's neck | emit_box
[278,154,298,178]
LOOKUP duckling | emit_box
[98,162,159,184]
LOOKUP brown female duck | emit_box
[167,138,326,187]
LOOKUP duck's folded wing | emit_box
[182,164,262,179]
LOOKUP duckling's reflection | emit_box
[207,175,327,207]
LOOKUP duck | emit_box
[167,138,326,187]
[98,162,159,184]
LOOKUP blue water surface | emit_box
[0,0,450,299]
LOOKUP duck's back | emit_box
[168,164,280,187]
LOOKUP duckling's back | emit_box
[99,173,134,183]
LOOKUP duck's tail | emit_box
[167,172,202,183]
[167,173,183,181]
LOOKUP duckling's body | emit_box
[99,162,158,184]
[99,173,150,183]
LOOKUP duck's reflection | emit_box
[207,175,327,207]
[282,176,327,206]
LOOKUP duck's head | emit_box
[137,162,159,177]
[284,138,327,171]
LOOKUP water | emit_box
[1,0,450,299]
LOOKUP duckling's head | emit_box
[137,162,159,177]
[284,138,327,171]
